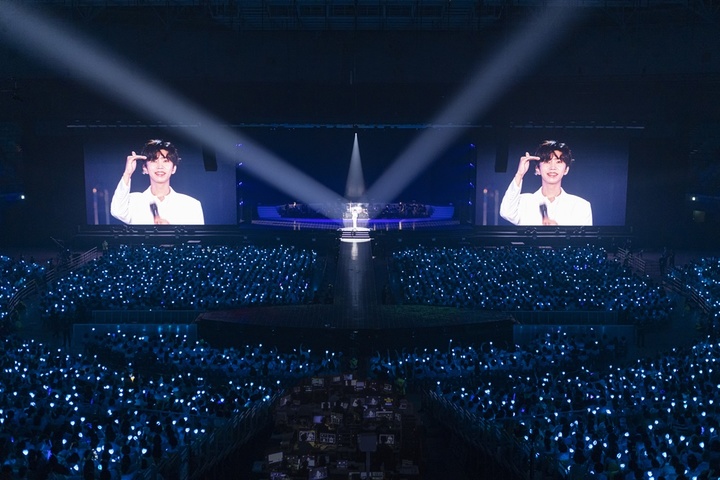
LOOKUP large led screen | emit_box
[83,127,629,227]
[84,131,237,225]
[475,129,629,226]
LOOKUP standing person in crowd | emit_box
[110,139,204,225]
[500,140,592,226]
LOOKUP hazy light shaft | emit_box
[0,0,345,214]
[366,7,584,205]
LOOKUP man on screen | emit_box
[110,139,204,225]
[499,140,592,226]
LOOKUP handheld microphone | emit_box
[539,204,548,219]
[150,202,159,218]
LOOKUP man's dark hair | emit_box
[535,140,573,165]
[140,139,181,166]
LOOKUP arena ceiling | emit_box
[1,0,718,125]
[14,0,720,31]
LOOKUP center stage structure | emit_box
[254,202,459,231]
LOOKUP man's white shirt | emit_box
[110,178,204,225]
[499,179,592,226]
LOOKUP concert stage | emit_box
[72,222,633,250]
[72,194,634,249]
[252,203,459,231]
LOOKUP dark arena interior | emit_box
[2,1,720,479]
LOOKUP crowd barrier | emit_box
[423,390,566,480]
[7,247,101,317]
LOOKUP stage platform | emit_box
[253,203,458,232]
[71,223,634,250]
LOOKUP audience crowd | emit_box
[0,330,344,479]
[369,329,619,382]
[0,255,47,333]
[40,244,317,319]
[2,244,720,479]
[390,245,673,326]
[421,332,720,480]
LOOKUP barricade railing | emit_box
[6,247,102,320]
[423,390,567,480]
[614,247,646,275]
[134,392,281,480]
[665,275,713,316]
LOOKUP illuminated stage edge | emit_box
[72,224,634,250]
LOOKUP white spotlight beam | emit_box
[344,133,366,200]
[0,0,345,214]
[365,7,586,206]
